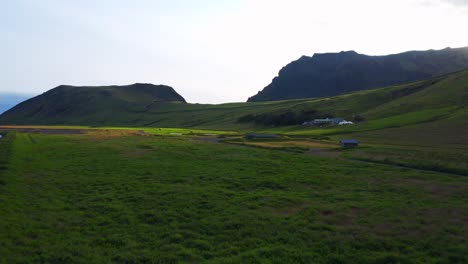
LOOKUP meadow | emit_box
[0,70,467,263]
[0,129,467,263]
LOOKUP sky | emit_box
[1,0,468,104]
[0,93,32,114]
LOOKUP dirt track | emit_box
[192,136,222,143]
[0,127,85,135]
[306,148,342,158]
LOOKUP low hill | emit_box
[0,83,186,125]
[248,46,468,102]
[1,70,467,144]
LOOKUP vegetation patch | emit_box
[241,139,336,150]
[345,146,468,176]
[1,70,468,262]
[237,109,327,126]
[0,132,467,262]
[0,132,14,186]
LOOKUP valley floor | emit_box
[0,128,467,263]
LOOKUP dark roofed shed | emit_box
[339,139,359,147]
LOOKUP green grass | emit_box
[343,145,468,176]
[1,68,468,263]
[0,132,467,263]
[261,106,461,136]
[113,127,238,136]
[0,132,13,186]
[0,125,239,136]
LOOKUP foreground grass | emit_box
[342,145,468,176]
[0,132,467,263]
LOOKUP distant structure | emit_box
[330,118,345,124]
[302,117,349,126]
[245,133,279,140]
[338,121,354,125]
[302,121,314,126]
[339,139,359,147]
[313,118,333,125]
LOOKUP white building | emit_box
[338,121,354,125]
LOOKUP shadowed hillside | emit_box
[248,46,468,102]
[0,83,186,125]
[1,70,467,142]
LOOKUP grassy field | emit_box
[0,129,467,263]
[0,71,467,263]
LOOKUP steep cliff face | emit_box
[248,46,468,102]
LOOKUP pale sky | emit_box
[1,0,468,103]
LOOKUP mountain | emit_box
[1,70,467,138]
[248,46,468,102]
[0,83,185,125]
[0,93,33,114]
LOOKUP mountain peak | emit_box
[312,50,358,57]
[248,46,468,102]
[130,83,163,87]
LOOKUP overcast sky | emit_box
[1,0,468,103]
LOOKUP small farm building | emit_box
[313,118,333,125]
[339,139,359,147]
[338,121,354,125]
[303,117,346,126]
[245,133,279,140]
[330,118,345,124]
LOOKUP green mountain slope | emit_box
[0,83,186,125]
[248,46,468,102]
[1,71,467,141]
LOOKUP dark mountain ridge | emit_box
[0,69,467,128]
[248,46,468,102]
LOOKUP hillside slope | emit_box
[0,71,467,138]
[0,83,186,125]
[248,46,468,102]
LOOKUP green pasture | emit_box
[0,131,467,263]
